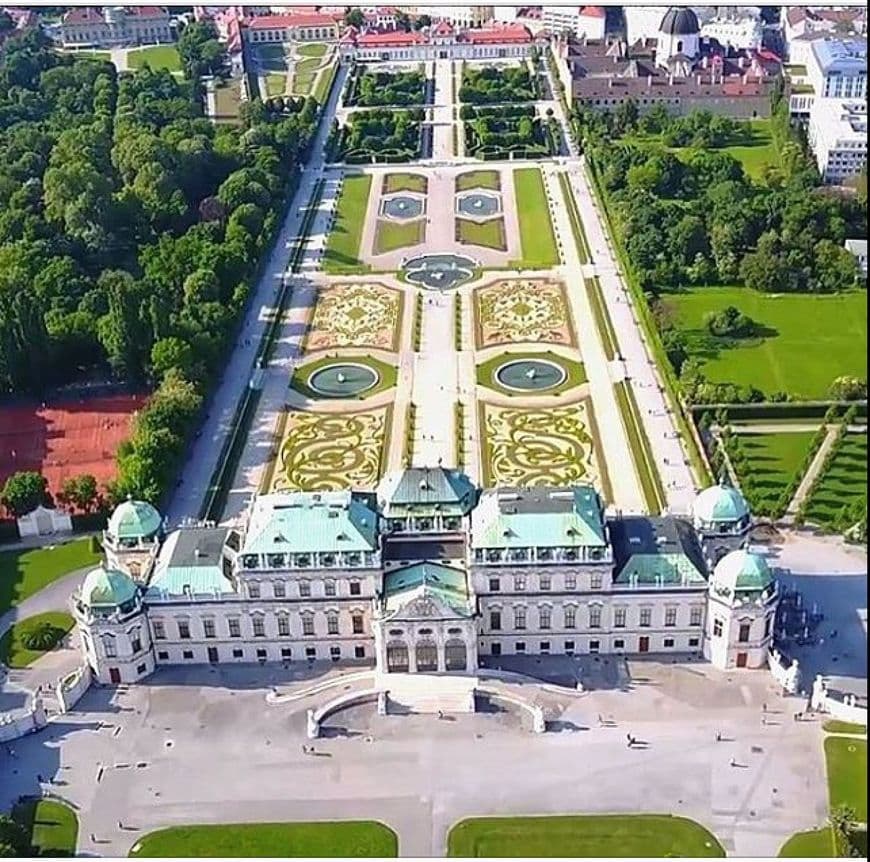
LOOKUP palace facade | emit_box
[73,469,778,686]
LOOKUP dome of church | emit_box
[692,479,749,524]
[107,498,162,541]
[711,549,773,595]
[80,567,138,608]
[659,7,700,36]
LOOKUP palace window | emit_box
[232,648,244,658]
[564,606,576,628]
[514,607,527,630]
[157,651,169,661]
[565,574,576,590]
[178,620,191,639]
[203,619,216,639]
[639,609,652,628]
[614,607,626,628]
[690,606,703,626]
[738,622,751,643]
[306,646,316,659]
[277,615,290,637]
[355,645,366,659]
[183,650,194,660]
[614,638,625,649]
[281,647,292,659]
[589,606,601,629]
[764,616,771,638]
[152,621,166,640]
[664,638,675,648]
[228,618,241,638]
[488,577,500,592]
[539,607,551,629]
[325,579,336,597]
[590,573,603,590]
[252,616,266,637]
[273,581,286,598]
[665,607,677,628]
[248,583,260,599]
[349,581,361,596]
[352,614,364,634]
[302,615,315,636]
[490,610,502,631]
[256,648,267,660]
[589,640,600,653]
[564,640,575,654]
[539,575,551,591]
[102,634,117,658]
[298,580,311,597]
[515,641,526,653]
[540,641,551,653]
[713,618,724,637]
[327,614,339,635]
[514,575,526,591]
[689,637,700,648]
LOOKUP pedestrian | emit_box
[118,820,123,830]
[626,733,633,748]
[715,731,721,742]
[90,833,96,843]
[762,702,767,713]
[437,710,443,720]
[729,758,736,767]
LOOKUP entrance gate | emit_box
[415,642,438,672]
[445,640,467,671]
[386,643,409,673]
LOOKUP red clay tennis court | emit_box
[0,394,146,504]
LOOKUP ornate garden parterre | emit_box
[479,401,601,489]
[305,283,403,352]
[474,279,575,349]
[269,406,392,492]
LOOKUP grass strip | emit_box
[322,174,372,274]
[614,381,667,515]
[509,168,559,269]
[12,798,79,856]
[586,276,619,361]
[558,171,590,264]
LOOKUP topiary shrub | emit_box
[21,620,66,652]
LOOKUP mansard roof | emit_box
[610,516,708,586]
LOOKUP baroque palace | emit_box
[72,468,778,685]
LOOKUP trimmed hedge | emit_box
[690,401,868,422]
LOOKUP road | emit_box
[165,63,348,528]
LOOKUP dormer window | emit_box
[296,555,311,568]
[243,555,258,569]
[322,554,336,567]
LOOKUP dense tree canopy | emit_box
[0,29,322,501]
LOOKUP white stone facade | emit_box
[808,98,868,184]
[60,7,173,48]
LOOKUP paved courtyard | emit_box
[1,650,830,858]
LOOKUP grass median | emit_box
[614,381,666,515]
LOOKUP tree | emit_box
[59,473,99,512]
[151,336,196,380]
[97,270,148,380]
[415,13,431,29]
[0,11,14,33]
[704,306,758,338]
[0,814,30,857]
[1,471,48,516]
[177,20,227,80]
[345,8,364,27]
[813,238,860,292]
[829,376,867,401]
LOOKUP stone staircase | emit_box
[381,672,477,714]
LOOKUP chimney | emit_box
[742,72,748,84]
[697,74,701,84]
[669,72,674,85]
[703,54,709,69]
[647,74,652,88]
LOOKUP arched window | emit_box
[102,633,117,658]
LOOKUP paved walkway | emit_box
[541,165,645,513]
[431,59,454,161]
[0,569,89,639]
[565,161,698,514]
[784,425,839,521]
[165,63,348,528]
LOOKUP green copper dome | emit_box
[712,549,773,596]
[692,479,749,524]
[80,567,138,608]
[108,498,162,541]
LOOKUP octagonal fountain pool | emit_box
[308,363,379,397]
[495,358,568,392]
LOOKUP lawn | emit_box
[447,815,724,857]
[214,80,242,123]
[265,73,286,97]
[297,43,328,59]
[382,173,427,194]
[293,56,322,93]
[778,827,834,857]
[373,218,425,254]
[12,798,79,856]
[323,174,372,274]
[733,430,816,513]
[615,381,666,515]
[665,287,868,400]
[129,821,398,857]
[456,217,507,251]
[0,537,100,615]
[313,64,337,105]
[456,170,501,191]
[0,612,75,668]
[824,720,867,735]
[510,168,559,269]
[806,433,867,530]
[825,736,867,822]
[717,119,779,180]
[127,45,182,72]
[254,44,286,70]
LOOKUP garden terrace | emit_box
[462,104,553,160]
[340,108,425,163]
[805,432,867,532]
[347,65,427,107]
[459,64,537,104]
